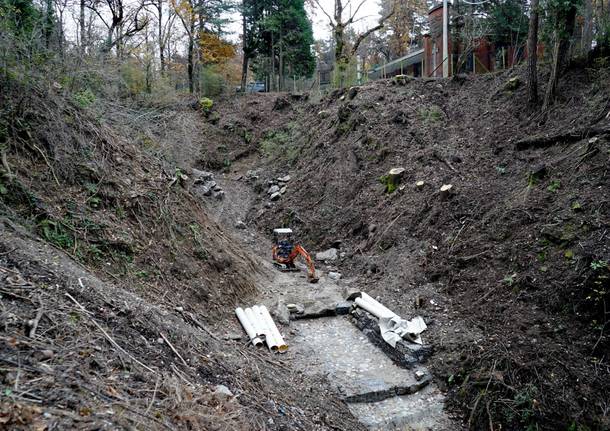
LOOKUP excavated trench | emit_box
[203,171,461,430]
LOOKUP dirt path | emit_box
[201,163,462,430]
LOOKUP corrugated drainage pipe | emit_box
[252,305,280,351]
[235,307,263,347]
[258,305,288,353]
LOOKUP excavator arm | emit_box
[291,245,319,283]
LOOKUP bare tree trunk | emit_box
[80,0,86,52]
[543,4,577,110]
[44,0,53,48]
[187,34,194,93]
[582,0,593,55]
[157,0,165,73]
[527,0,539,107]
[240,10,248,92]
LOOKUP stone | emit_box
[416,180,425,188]
[264,202,272,208]
[212,384,234,400]
[278,175,291,182]
[414,370,427,381]
[270,192,281,201]
[192,169,214,182]
[235,220,246,229]
[273,300,291,325]
[389,167,406,177]
[268,185,280,194]
[316,248,338,261]
[328,272,342,280]
[279,186,287,194]
[213,185,222,192]
[335,301,352,315]
[213,191,225,200]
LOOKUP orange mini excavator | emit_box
[272,228,319,283]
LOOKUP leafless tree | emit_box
[87,0,149,54]
[313,0,396,87]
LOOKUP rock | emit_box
[235,220,246,229]
[270,192,281,201]
[35,349,54,361]
[335,302,352,315]
[212,384,234,400]
[328,272,342,280]
[287,303,305,314]
[278,175,291,182]
[416,180,425,189]
[213,191,225,200]
[279,186,287,194]
[264,202,272,208]
[273,300,291,325]
[414,370,427,381]
[316,248,338,261]
[388,167,406,177]
[213,185,222,192]
[192,169,214,182]
[268,185,280,194]
[223,333,243,341]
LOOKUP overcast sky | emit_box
[226,0,382,42]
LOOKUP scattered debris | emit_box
[192,169,225,200]
[212,384,234,401]
[328,271,342,280]
[235,220,246,229]
[353,292,427,347]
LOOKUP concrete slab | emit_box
[291,317,429,402]
[348,385,454,431]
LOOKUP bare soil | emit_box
[196,64,610,430]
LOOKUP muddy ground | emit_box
[0,61,608,431]
[196,64,610,430]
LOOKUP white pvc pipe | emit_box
[246,307,273,349]
[360,292,398,319]
[355,297,393,319]
[235,307,263,347]
[258,305,288,353]
[252,305,279,351]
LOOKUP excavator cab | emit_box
[272,228,319,283]
[273,229,298,271]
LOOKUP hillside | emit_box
[197,65,610,430]
[0,75,362,430]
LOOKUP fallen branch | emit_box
[64,292,156,374]
[28,299,44,338]
[159,332,188,367]
[514,123,610,150]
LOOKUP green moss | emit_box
[199,97,213,112]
